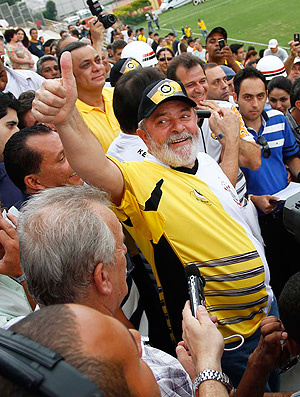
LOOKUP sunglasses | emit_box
[257,135,271,158]
[158,57,173,62]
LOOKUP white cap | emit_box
[121,41,158,67]
[293,56,300,64]
[257,55,287,81]
[268,39,278,49]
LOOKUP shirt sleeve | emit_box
[282,116,300,159]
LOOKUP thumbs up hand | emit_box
[32,52,77,126]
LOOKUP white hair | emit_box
[17,185,116,305]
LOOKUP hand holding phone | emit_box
[218,39,226,50]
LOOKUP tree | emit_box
[43,0,57,21]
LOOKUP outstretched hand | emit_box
[32,52,78,126]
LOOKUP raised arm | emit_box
[32,51,124,205]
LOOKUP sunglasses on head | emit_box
[257,135,271,158]
[158,57,173,62]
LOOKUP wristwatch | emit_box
[211,132,225,140]
[193,369,233,392]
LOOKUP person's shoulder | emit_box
[102,86,114,100]
[265,108,286,120]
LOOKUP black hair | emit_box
[17,90,36,129]
[234,67,267,98]
[29,27,37,35]
[290,77,300,107]
[57,41,87,71]
[268,76,292,95]
[229,43,243,54]
[112,39,127,55]
[167,52,204,81]
[44,38,56,48]
[113,67,164,134]
[3,125,53,192]
[248,45,255,51]
[156,47,174,59]
[4,29,16,43]
[187,38,194,45]
[279,272,300,345]
[0,92,20,120]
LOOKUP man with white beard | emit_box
[32,53,276,387]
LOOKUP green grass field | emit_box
[141,0,300,52]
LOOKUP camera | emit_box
[87,0,117,29]
[218,38,226,50]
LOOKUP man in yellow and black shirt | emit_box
[33,61,276,388]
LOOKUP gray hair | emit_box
[17,185,116,306]
[36,55,58,76]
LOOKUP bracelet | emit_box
[13,274,26,284]
[193,369,233,392]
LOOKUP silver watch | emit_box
[193,369,232,392]
[13,274,26,284]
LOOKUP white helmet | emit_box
[256,55,287,81]
[121,41,158,67]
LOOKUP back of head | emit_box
[290,77,300,107]
[4,125,52,193]
[279,272,300,345]
[167,52,204,81]
[17,185,115,306]
[0,304,132,397]
[256,55,287,81]
[4,29,16,43]
[17,90,35,129]
[113,67,164,134]
[0,92,20,120]
[234,66,267,98]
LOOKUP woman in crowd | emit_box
[16,28,30,48]
[244,50,259,67]
[268,76,292,114]
[4,28,34,70]
[156,47,174,76]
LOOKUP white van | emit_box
[160,0,192,11]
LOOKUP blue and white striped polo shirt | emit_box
[242,109,300,197]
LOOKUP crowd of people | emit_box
[1,12,300,397]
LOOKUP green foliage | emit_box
[43,0,57,21]
[115,0,150,25]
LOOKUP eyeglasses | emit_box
[158,57,173,62]
[257,135,271,158]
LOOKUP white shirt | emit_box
[107,131,148,162]
[4,67,44,98]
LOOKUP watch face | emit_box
[194,369,233,392]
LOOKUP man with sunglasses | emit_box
[233,67,300,299]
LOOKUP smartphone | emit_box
[218,38,226,50]
[294,33,300,42]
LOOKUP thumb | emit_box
[60,51,75,87]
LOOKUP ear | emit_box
[232,92,238,104]
[24,174,46,192]
[295,99,300,111]
[136,128,149,146]
[93,263,113,296]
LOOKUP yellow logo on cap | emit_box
[150,80,183,105]
[121,59,141,74]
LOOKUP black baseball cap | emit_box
[110,57,141,87]
[138,79,196,122]
[206,27,227,43]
